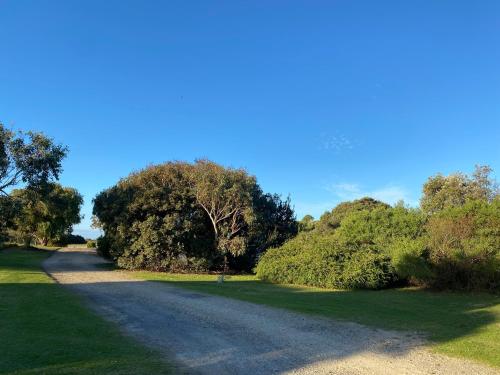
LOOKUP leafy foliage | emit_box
[62,233,87,245]
[256,231,394,289]
[0,124,69,244]
[94,162,213,271]
[421,165,498,214]
[0,196,21,241]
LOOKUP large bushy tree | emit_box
[94,162,213,270]
[93,160,296,272]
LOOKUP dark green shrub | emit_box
[96,235,112,258]
[54,233,86,246]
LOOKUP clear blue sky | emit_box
[1,1,499,238]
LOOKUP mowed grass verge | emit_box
[0,249,172,375]
[131,271,500,368]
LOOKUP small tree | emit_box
[190,160,256,275]
[424,199,500,290]
[317,197,390,232]
[421,165,499,214]
[298,215,315,232]
[12,183,83,246]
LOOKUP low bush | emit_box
[256,232,395,289]
[86,240,97,248]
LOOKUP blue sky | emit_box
[1,1,499,238]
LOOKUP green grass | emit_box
[0,249,173,375]
[132,271,500,368]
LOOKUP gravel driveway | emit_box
[43,248,497,375]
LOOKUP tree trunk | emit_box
[219,254,228,283]
[23,236,31,248]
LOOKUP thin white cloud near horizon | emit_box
[327,183,417,205]
[294,183,418,220]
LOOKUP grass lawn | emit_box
[132,271,500,369]
[0,249,173,375]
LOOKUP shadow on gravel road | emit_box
[35,248,500,374]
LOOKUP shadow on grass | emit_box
[139,277,500,368]
[0,283,174,375]
[0,249,173,375]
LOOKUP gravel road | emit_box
[43,248,498,375]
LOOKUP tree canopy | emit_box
[0,124,67,195]
[190,160,257,259]
[421,165,499,214]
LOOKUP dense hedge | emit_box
[255,231,394,289]
[257,203,422,289]
[257,197,500,291]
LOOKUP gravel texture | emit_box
[43,248,498,375]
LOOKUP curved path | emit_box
[44,248,497,375]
